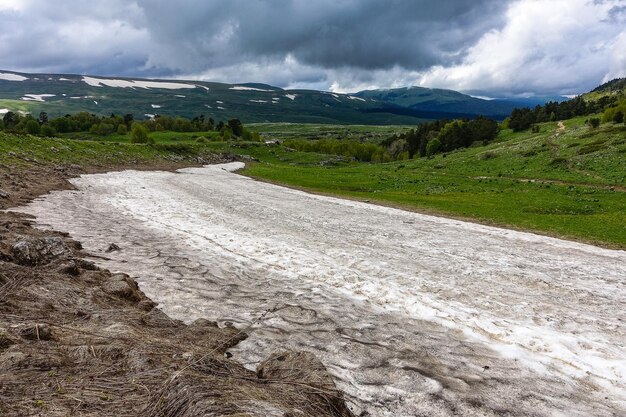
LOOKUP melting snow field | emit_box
[81,76,197,90]
[16,163,626,417]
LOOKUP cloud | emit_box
[414,0,626,96]
[0,0,624,96]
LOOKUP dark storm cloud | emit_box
[140,0,510,72]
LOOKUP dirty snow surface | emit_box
[17,163,626,417]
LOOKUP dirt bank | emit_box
[0,160,354,417]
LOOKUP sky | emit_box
[0,0,625,97]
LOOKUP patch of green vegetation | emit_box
[0,132,226,167]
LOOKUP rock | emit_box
[105,243,121,253]
[0,189,9,199]
[58,260,80,276]
[11,236,69,265]
[102,273,142,302]
[19,324,53,341]
[75,259,98,270]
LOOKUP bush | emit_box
[614,111,624,124]
[426,138,441,158]
[588,118,600,128]
[40,125,56,137]
[117,124,128,135]
[130,123,150,143]
[25,119,40,135]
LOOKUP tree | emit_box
[117,124,128,135]
[40,125,56,137]
[3,111,19,129]
[25,119,41,134]
[130,123,150,143]
[227,118,243,137]
[613,111,624,124]
[426,138,441,158]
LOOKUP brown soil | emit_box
[0,160,354,417]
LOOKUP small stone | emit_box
[0,189,9,199]
[105,243,121,253]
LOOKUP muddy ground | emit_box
[0,160,354,417]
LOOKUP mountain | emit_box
[0,70,434,125]
[583,77,626,101]
[354,86,567,119]
[0,70,558,125]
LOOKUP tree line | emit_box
[506,95,621,131]
[0,111,258,141]
[382,116,499,159]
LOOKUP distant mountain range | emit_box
[0,70,569,125]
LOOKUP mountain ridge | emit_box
[1,70,563,124]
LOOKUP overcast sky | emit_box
[0,0,625,96]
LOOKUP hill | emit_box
[583,77,626,102]
[354,86,563,119]
[0,70,559,125]
[0,70,432,125]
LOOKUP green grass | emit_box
[0,131,225,167]
[248,123,413,143]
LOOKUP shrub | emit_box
[130,123,150,143]
[117,124,128,135]
[588,118,600,128]
[25,119,40,135]
[425,138,441,158]
[478,151,498,160]
[40,125,56,137]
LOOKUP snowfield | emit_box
[0,72,28,81]
[82,76,196,90]
[230,86,273,92]
[17,163,626,417]
[21,93,55,102]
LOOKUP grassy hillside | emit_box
[355,86,550,119]
[583,78,626,102]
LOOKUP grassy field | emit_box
[2,118,624,247]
